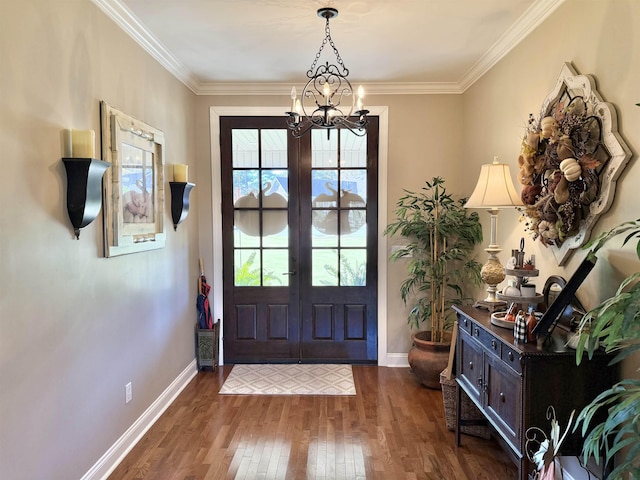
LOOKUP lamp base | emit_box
[476,248,507,313]
[473,299,507,313]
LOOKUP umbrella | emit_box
[197,259,212,329]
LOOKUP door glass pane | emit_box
[263,216,288,247]
[261,169,288,245]
[312,249,338,286]
[311,171,338,207]
[341,220,366,246]
[312,211,338,247]
[234,211,260,247]
[340,129,367,167]
[311,129,338,167]
[261,129,288,168]
[234,249,261,286]
[233,170,260,204]
[263,249,288,287]
[340,170,367,205]
[261,170,289,206]
[340,209,366,237]
[232,129,258,168]
[340,249,367,286]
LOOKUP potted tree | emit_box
[573,219,640,479]
[385,177,483,388]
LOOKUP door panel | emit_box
[221,116,378,363]
[484,353,522,452]
[298,125,378,362]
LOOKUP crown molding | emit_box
[458,0,566,92]
[93,0,564,96]
[196,82,463,96]
[90,0,201,94]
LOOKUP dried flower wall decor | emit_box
[516,63,631,265]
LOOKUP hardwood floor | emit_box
[108,366,517,480]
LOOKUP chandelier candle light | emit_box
[286,7,368,138]
[465,157,523,311]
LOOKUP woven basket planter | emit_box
[440,368,491,439]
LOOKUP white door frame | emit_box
[208,106,390,365]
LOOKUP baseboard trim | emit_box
[81,359,198,480]
[385,353,409,368]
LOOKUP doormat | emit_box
[218,364,356,396]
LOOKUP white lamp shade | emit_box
[465,160,523,209]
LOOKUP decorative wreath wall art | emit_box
[517,63,631,265]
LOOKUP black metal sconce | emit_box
[169,181,195,231]
[62,158,111,239]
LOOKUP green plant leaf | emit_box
[610,343,640,364]
[575,379,640,477]
[385,177,483,334]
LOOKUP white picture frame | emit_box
[100,101,166,257]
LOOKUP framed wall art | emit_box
[100,101,166,257]
[517,63,631,265]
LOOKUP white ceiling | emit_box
[93,0,564,95]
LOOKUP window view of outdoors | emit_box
[232,128,368,287]
[311,129,367,286]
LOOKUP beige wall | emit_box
[0,1,198,479]
[462,0,640,381]
[2,0,639,478]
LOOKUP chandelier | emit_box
[285,7,368,138]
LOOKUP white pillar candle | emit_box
[357,85,365,111]
[61,129,73,157]
[71,129,95,158]
[290,86,297,113]
[323,83,331,105]
[173,164,188,182]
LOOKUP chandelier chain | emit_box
[307,17,349,77]
[287,7,367,138]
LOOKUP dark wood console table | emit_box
[453,305,615,480]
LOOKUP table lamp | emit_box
[465,156,523,311]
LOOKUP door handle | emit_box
[282,271,296,276]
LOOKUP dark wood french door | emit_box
[220,116,378,363]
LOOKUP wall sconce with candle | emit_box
[61,129,110,239]
[169,164,195,231]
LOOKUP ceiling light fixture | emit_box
[285,7,368,138]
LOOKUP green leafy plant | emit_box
[322,257,367,286]
[384,177,483,342]
[234,252,282,286]
[573,218,640,479]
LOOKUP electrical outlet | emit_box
[125,382,132,404]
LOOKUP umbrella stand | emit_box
[196,258,217,370]
[197,258,213,329]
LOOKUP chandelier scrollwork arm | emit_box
[285,7,368,139]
